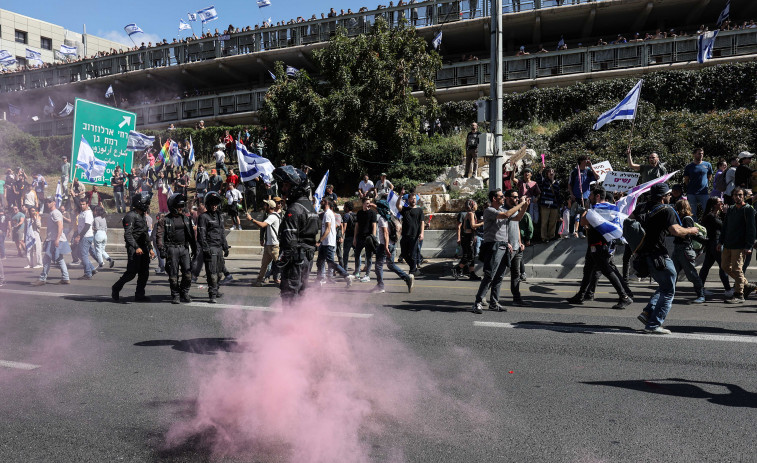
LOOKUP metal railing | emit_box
[0,0,617,93]
[14,28,757,137]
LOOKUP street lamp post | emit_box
[489,0,503,191]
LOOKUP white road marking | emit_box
[0,360,41,370]
[474,321,757,344]
[0,289,372,318]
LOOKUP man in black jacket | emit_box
[156,194,197,304]
[197,191,228,304]
[112,192,155,302]
[274,166,318,302]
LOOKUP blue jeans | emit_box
[687,193,709,222]
[672,244,704,297]
[80,236,95,277]
[316,245,348,280]
[475,241,511,306]
[40,248,69,282]
[114,191,125,213]
[375,244,409,288]
[643,255,676,329]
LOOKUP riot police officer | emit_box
[273,166,319,301]
[197,191,229,304]
[156,194,197,304]
[112,192,155,302]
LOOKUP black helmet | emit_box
[167,193,186,213]
[273,165,309,199]
[131,191,152,212]
[204,191,223,209]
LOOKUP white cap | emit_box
[738,151,754,159]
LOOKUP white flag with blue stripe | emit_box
[55,181,63,207]
[237,141,274,182]
[197,6,218,24]
[386,190,402,219]
[188,12,197,22]
[26,48,43,64]
[58,102,74,117]
[59,44,78,56]
[127,130,155,151]
[432,31,443,50]
[717,0,730,26]
[179,19,192,31]
[697,30,719,64]
[313,171,329,212]
[188,136,195,167]
[592,79,643,131]
[0,50,12,62]
[585,202,625,243]
[124,24,144,36]
[257,0,272,7]
[170,140,182,167]
[25,223,36,253]
[286,65,298,76]
[105,85,114,98]
[76,136,107,182]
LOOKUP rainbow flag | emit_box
[156,140,169,171]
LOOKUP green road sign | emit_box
[70,98,136,186]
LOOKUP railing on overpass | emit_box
[15,28,757,137]
[0,0,613,94]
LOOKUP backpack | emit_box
[622,204,678,254]
[713,170,728,193]
[691,222,707,252]
[387,217,400,243]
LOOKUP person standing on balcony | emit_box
[465,122,480,178]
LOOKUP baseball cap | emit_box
[273,196,282,202]
[263,199,275,209]
[650,183,672,198]
[738,151,754,159]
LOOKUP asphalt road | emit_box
[1,253,756,463]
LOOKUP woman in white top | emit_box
[92,206,114,268]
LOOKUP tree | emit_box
[260,17,442,184]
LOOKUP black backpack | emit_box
[387,217,400,243]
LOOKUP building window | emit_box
[15,30,27,44]
[41,37,52,50]
[16,57,27,66]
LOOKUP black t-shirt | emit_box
[735,164,754,189]
[466,131,479,150]
[401,206,425,238]
[637,203,679,256]
[343,212,356,237]
[356,209,377,237]
[586,219,607,245]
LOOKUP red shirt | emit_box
[226,174,240,187]
[223,134,234,148]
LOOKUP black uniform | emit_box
[112,210,152,298]
[156,213,197,299]
[197,209,228,299]
[277,196,319,300]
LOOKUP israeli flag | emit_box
[313,170,329,212]
[585,202,625,243]
[124,24,144,36]
[432,30,443,50]
[48,97,55,109]
[59,44,78,56]
[170,140,183,167]
[257,0,271,7]
[0,50,12,62]
[592,79,642,131]
[188,12,197,22]
[179,19,192,31]
[127,130,155,151]
[25,224,36,253]
[386,190,402,219]
[286,65,298,76]
[188,136,195,167]
[197,6,218,24]
[26,48,43,64]
[105,85,114,98]
[55,181,63,207]
[76,136,107,182]
[8,103,21,116]
[697,30,719,64]
[268,70,276,80]
[717,0,730,27]
[557,37,565,49]
[237,141,274,182]
[58,102,74,117]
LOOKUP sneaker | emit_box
[406,274,415,293]
[180,294,192,303]
[32,265,42,269]
[611,296,633,310]
[345,275,355,288]
[360,275,371,283]
[644,326,672,335]
[470,302,483,314]
[171,296,181,305]
[31,280,46,286]
[520,273,527,282]
[724,289,735,298]
[191,276,198,283]
[703,289,715,296]
[91,269,98,276]
[208,297,217,304]
[58,279,70,285]
[111,289,120,302]
[370,286,386,293]
[451,267,460,280]
[745,284,756,300]
[637,311,649,325]
[134,295,152,302]
[79,275,92,280]
[109,259,115,269]
[566,296,584,305]
[585,293,595,301]
[725,294,745,304]
[468,273,482,281]
[252,281,263,287]
[691,296,706,304]
[23,265,31,269]
[98,262,104,269]
[222,274,234,284]
[512,299,532,307]
[489,302,507,312]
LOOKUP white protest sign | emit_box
[602,171,640,193]
[591,160,613,182]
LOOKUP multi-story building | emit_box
[0,8,123,66]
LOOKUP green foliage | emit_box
[389,134,463,191]
[0,121,46,174]
[260,17,442,187]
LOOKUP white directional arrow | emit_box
[118,116,131,128]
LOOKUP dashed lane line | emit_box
[0,289,373,319]
[474,321,757,344]
[0,360,41,370]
